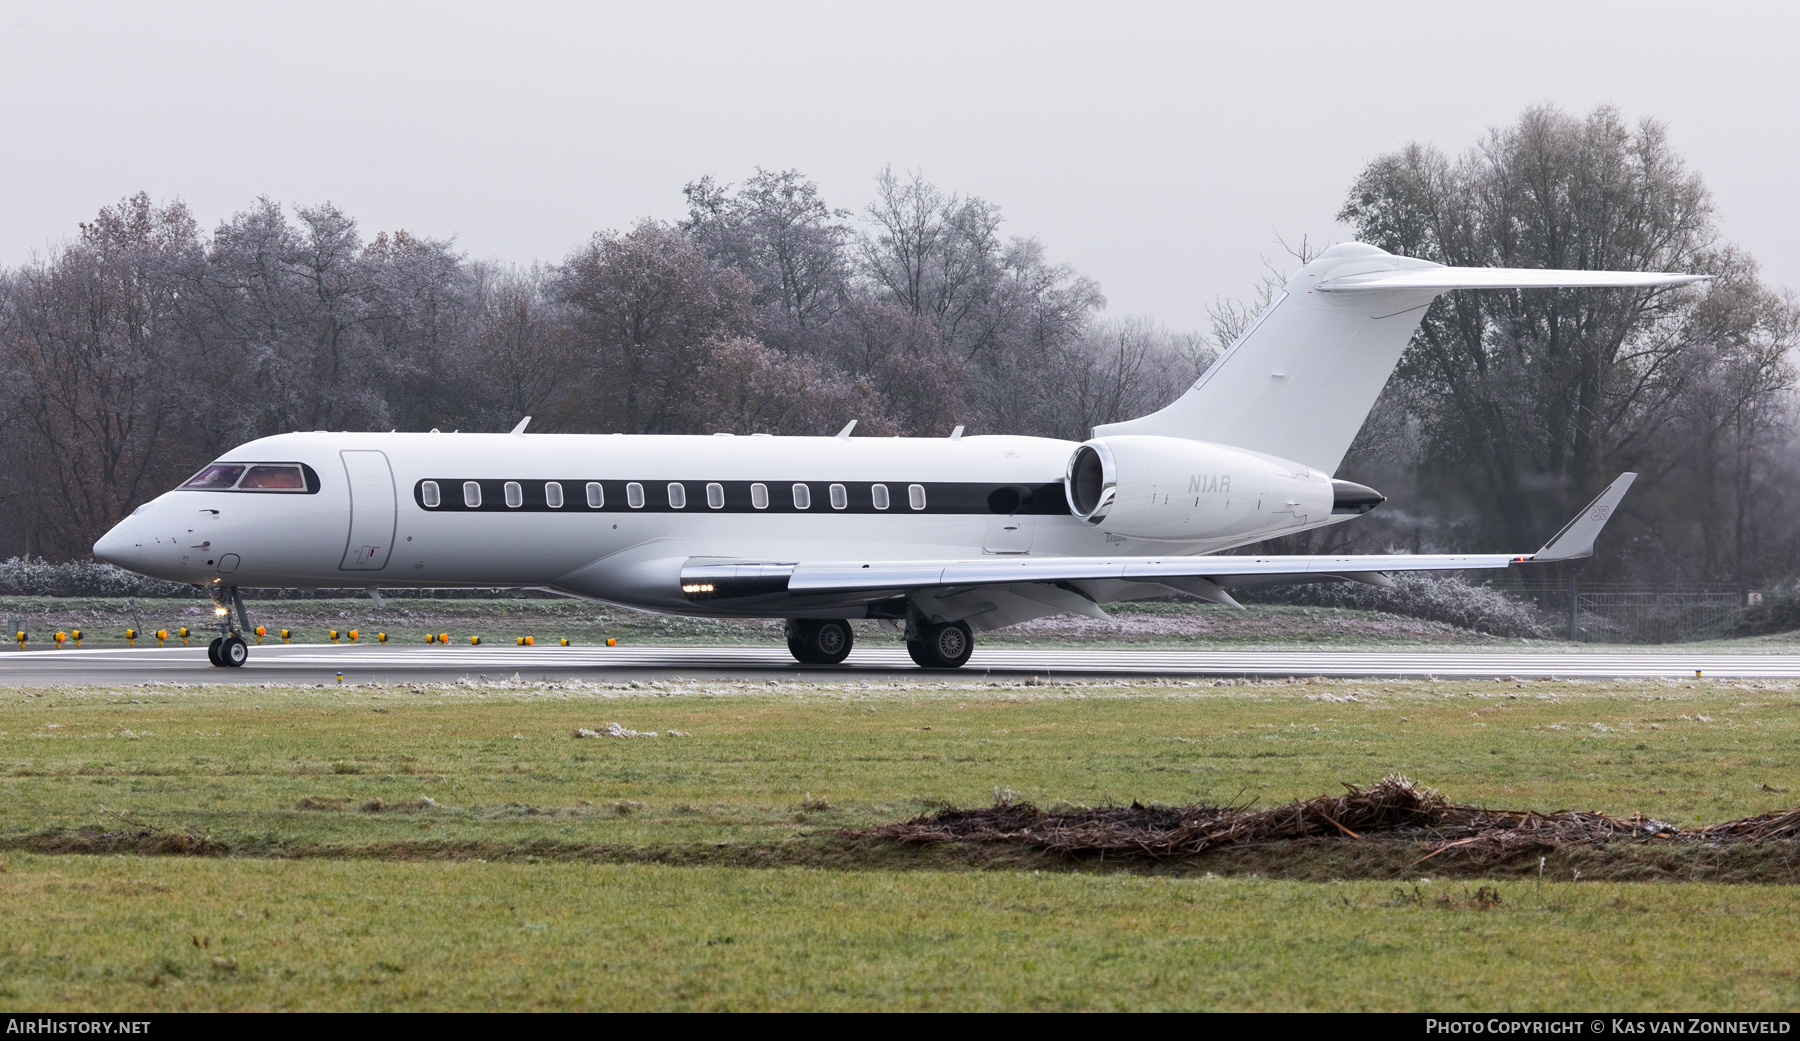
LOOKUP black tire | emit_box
[905,639,933,668]
[785,619,853,665]
[222,635,248,668]
[914,621,974,669]
[808,620,853,665]
[785,619,814,664]
[207,636,225,667]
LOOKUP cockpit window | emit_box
[238,464,307,490]
[180,464,245,489]
[178,461,318,493]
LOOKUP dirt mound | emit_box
[868,776,1791,865]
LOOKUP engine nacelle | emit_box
[1064,435,1337,543]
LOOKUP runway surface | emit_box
[5,642,1799,684]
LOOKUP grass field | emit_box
[3,674,1800,1009]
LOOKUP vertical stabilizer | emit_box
[1095,244,1705,475]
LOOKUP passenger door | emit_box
[339,450,397,571]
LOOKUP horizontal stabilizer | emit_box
[1316,269,1708,293]
[1532,473,1637,562]
[1094,242,1708,474]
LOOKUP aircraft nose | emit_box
[93,518,140,568]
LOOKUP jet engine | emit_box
[1063,435,1374,543]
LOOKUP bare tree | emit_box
[556,221,758,434]
[682,169,852,345]
[1338,104,1800,580]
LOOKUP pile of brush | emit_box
[868,775,1797,864]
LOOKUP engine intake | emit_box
[1065,441,1117,522]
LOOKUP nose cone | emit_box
[93,519,140,570]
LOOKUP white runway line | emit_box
[7,643,1800,678]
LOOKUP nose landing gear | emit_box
[204,586,252,668]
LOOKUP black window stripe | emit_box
[413,480,1069,515]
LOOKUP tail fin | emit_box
[1094,243,1706,474]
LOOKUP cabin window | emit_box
[421,481,441,508]
[626,482,645,509]
[181,464,245,490]
[871,483,890,510]
[586,482,604,508]
[463,481,482,508]
[908,484,926,510]
[750,483,769,510]
[706,482,724,509]
[545,482,563,508]
[792,483,811,509]
[829,483,847,510]
[667,483,687,509]
[238,464,306,490]
[504,481,523,508]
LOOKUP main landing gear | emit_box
[782,617,976,669]
[204,585,252,668]
[906,620,973,669]
[786,619,854,665]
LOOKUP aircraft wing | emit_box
[680,474,1637,618]
[1315,269,1707,292]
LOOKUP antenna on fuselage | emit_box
[511,416,531,436]
[836,420,856,440]
[950,425,964,441]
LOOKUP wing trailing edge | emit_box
[678,473,1635,612]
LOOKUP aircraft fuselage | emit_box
[94,429,1341,617]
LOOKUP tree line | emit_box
[2,104,1796,587]
[0,166,1205,560]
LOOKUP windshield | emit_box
[178,462,314,492]
[238,464,306,490]
[180,464,245,489]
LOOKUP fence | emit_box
[1511,580,1753,644]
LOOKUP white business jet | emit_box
[92,243,1699,669]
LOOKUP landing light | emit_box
[681,583,714,594]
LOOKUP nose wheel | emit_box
[207,634,248,668]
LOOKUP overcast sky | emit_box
[1,1,1794,329]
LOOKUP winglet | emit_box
[1532,473,1637,562]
